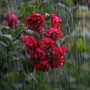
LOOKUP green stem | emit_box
[14,29,26,41]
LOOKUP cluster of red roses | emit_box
[22,13,67,72]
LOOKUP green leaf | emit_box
[76,39,88,52]
[2,34,13,40]
[0,41,8,47]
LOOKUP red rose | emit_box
[50,46,67,69]
[21,36,37,49]
[51,14,62,30]
[51,47,61,59]
[46,28,63,40]
[34,60,49,72]
[50,56,64,68]
[30,48,46,61]
[59,46,67,56]
[51,46,67,59]
[24,13,44,32]
[5,11,20,28]
[38,37,56,50]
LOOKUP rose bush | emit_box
[22,13,67,72]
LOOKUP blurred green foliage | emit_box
[77,6,90,18]
[62,0,74,6]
